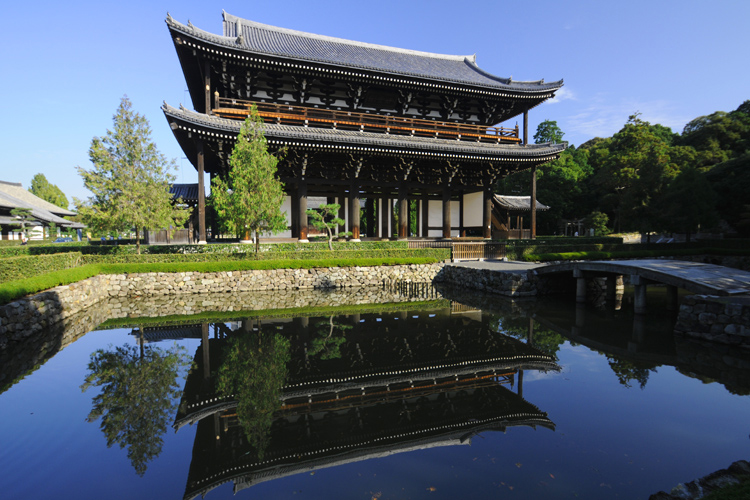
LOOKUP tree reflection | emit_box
[307,315,351,360]
[607,357,656,389]
[490,315,566,359]
[216,322,290,460]
[81,341,189,476]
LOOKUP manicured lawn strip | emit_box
[98,299,450,329]
[523,247,750,262]
[0,257,444,305]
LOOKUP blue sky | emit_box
[2,0,748,206]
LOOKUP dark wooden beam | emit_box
[531,165,537,239]
[196,140,207,244]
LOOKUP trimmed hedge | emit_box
[0,256,445,305]
[0,252,83,284]
[523,247,750,262]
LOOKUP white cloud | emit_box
[565,94,693,139]
[545,86,576,104]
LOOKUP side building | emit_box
[163,12,565,242]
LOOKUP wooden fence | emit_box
[407,240,506,261]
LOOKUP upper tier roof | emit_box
[166,12,563,94]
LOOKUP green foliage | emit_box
[583,211,611,236]
[211,105,287,252]
[607,357,656,389]
[10,207,34,239]
[81,342,190,476]
[216,327,290,459]
[308,316,352,360]
[306,203,350,250]
[656,166,718,240]
[0,252,81,284]
[29,173,68,209]
[705,152,750,232]
[533,119,565,144]
[75,96,189,254]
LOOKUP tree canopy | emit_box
[29,173,68,210]
[75,96,189,253]
[502,100,749,237]
[211,104,287,252]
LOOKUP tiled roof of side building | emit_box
[166,13,562,93]
[162,103,567,160]
[494,195,550,211]
[0,181,76,216]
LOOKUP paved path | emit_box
[534,259,750,296]
[448,260,545,272]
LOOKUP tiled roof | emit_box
[0,181,75,216]
[162,104,567,161]
[170,183,199,203]
[494,195,549,211]
[0,190,77,227]
[166,13,563,94]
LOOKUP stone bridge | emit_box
[534,259,750,314]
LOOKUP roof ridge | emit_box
[222,11,472,63]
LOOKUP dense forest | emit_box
[499,100,750,239]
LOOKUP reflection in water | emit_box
[80,337,190,476]
[173,306,560,499]
[216,321,290,460]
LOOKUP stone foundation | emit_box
[438,265,537,297]
[674,295,750,348]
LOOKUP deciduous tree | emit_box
[29,173,68,210]
[75,96,189,254]
[211,105,287,253]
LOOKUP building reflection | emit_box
[166,305,559,500]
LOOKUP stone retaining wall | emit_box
[0,264,443,353]
[438,265,537,297]
[675,295,750,348]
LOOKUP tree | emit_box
[81,342,189,476]
[306,203,350,250]
[10,207,34,240]
[29,173,69,210]
[216,324,290,460]
[534,119,565,144]
[211,105,287,253]
[75,96,189,254]
[657,166,718,241]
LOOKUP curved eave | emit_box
[162,103,566,165]
[166,14,563,98]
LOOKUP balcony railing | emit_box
[213,98,521,144]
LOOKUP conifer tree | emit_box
[211,104,287,253]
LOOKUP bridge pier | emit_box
[574,269,587,303]
[666,285,679,311]
[632,275,648,315]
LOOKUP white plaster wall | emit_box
[278,196,292,238]
[427,200,460,237]
[463,192,483,227]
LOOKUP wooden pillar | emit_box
[574,269,587,303]
[459,191,466,237]
[398,185,408,239]
[442,185,452,239]
[291,188,299,238]
[298,180,308,242]
[389,198,395,238]
[483,186,492,239]
[196,140,207,244]
[204,60,212,115]
[201,323,210,379]
[523,110,529,145]
[531,165,537,239]
[338,187,346,235]
[350,181,360,241]
[422,192,430,238]
[380,194,389,239]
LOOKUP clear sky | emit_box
[1,0,748,207]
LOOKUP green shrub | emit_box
[0,252,83,284]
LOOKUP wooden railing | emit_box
[407,239,506,261]
[214,98,521,144]
[452,242,506,261]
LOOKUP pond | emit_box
[1,285,749,500]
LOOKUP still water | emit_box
[1,285,748,500]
